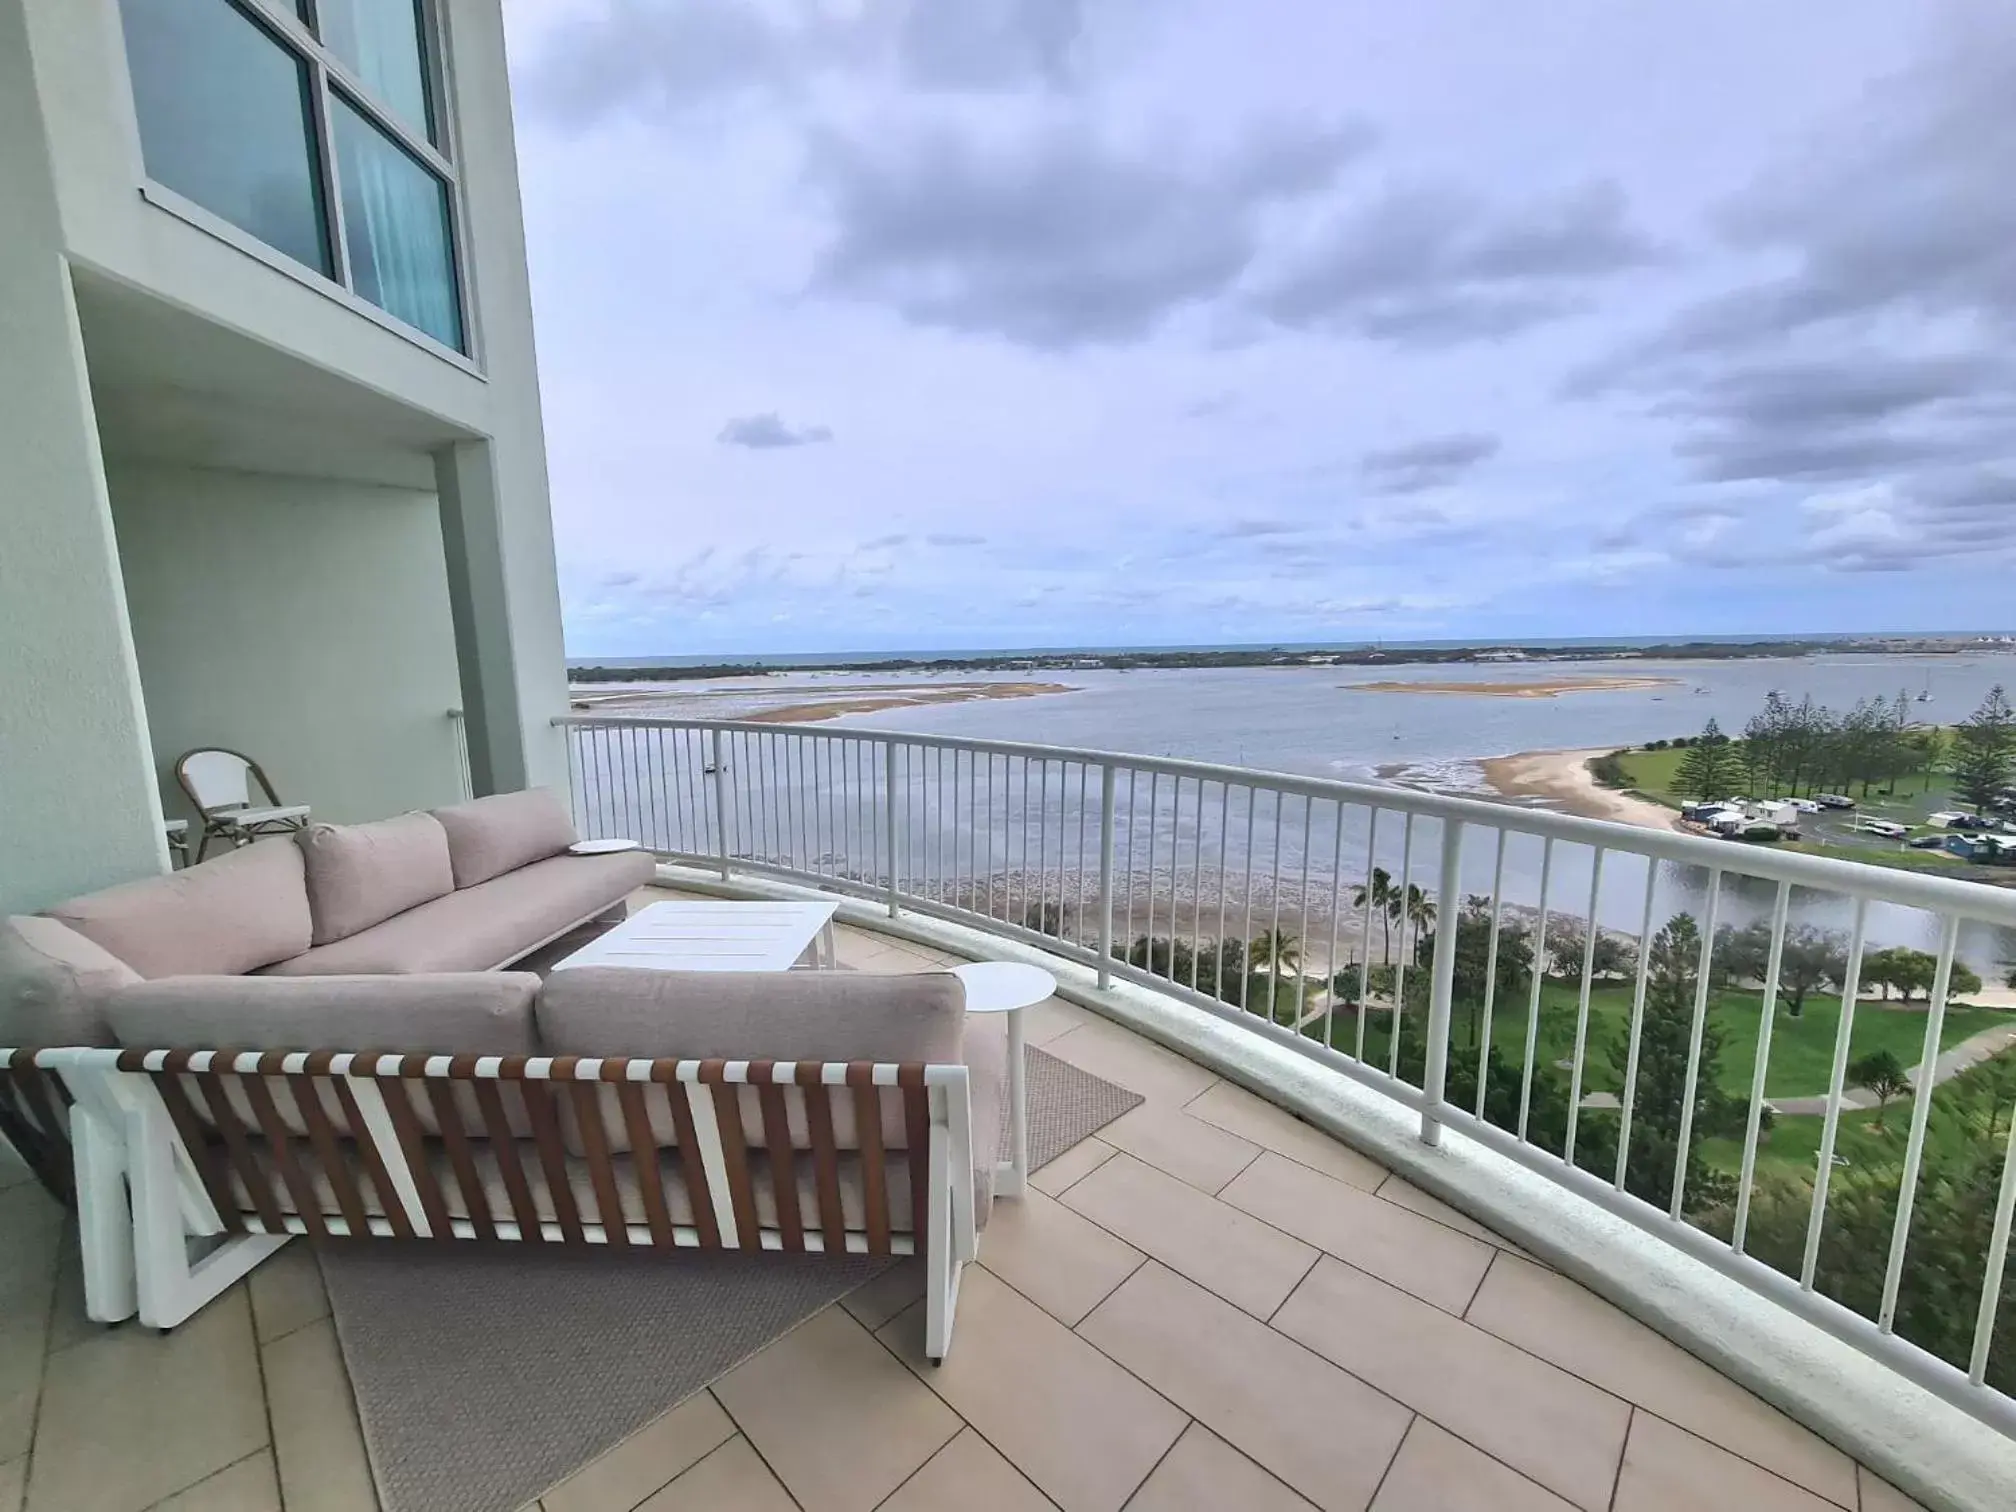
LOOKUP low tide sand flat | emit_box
[1341,675,1681,697]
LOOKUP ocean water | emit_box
[574,652,2016,969]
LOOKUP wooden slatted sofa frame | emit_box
[7,1044,980,1362]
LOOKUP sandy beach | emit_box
[1479,747,1681,831]
[1343,675,1680,697]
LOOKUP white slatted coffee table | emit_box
[552,900,840,972]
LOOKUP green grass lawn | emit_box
[1609,742,1958,822]
[1302,981,2009,1100]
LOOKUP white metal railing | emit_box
[557,714,2016,1433]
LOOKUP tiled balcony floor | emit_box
[0,915,1932,1512]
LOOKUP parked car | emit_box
[1788,798,1823,814]
[1853,818,1908,838]
[1813,793,1856,809]
[1907,834,1948,850]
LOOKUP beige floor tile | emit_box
[878,1265,1184,1512]
[1125,1423,1315,1511]
[263,1318,377,1512]
[1370,1420,1572,1511]
[839,1259,926,1330]
[879,1429,1056,1511]
[1097,1102,1260,1194]
[636,1437,796,1512]
[27,1289,268,1512]
[248,1244,328,1345]
[1041,1022,1217,1107]
[0,1458,21,1512]
[1273,1259,1629,1512]
[1856,1466,1929,1512]
[713,1306,959,1511]
[152,1451,283,1512]
[1219,1154,1493,1316]
[0,1185,64,1461]
[43,1225,98,1358]
[1373,1176,1509,1248]
[977,1188,1143,1326]
[1183,1083,1387,1191]
[1612,1413,1837,1512]
[1078,1263,1409,1512]
[1021,996,1095,1047]
[1059,1153,1315,1319]
[1464,1254,1856,1506]
[542,1393,735,1512]
[1028,1137,1116,1197]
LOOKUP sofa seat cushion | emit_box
[430,789,578,889]
[0,916,142,1048]
[537,966,968,1153]
[298,814,455,945]
[262,850,654,976]
[42,838,311,978]
[105,972,541,1137]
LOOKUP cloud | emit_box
[1360,432,1500,493]
[1569,12,2016,572]
[1214,517,1309,538]
[717,412,835,448]
[924,532,988,546]
[1252,180,1660,345]
[805,117,1376,347]
[859,532,910,549]
[521,0,1099,125]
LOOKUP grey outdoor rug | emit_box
[320,1045,1142,1512]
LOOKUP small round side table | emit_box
[949,961,1054,1198]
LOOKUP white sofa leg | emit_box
[925,1121,961,1365]
[71,1100,136,1324]
[126,1095,287,1330]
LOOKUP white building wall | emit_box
[0,0,166,914]
[107,464,467,831]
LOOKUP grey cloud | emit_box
[1569,16,2016,574]
[524,0,1101,126]
[1215,518,1309,538]
[1361,432,1500,493]
[805,118,1375,347]
[859,532,910,549]
[924,532,988,547]
[717,412,835,448]
[1252,180,1659,345]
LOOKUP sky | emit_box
[502,0,2016,656]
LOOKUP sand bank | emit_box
[747,681,1073,724]
[1480,747,1681,831]
[1343,675,1680,698]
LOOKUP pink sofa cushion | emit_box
[103,972,541,1136]
[0,916,143,1048]
[42,839,312,978]
[261,850,653,975]
[429,789,577,889]
[537,967,970,1155]
[297,814,455,945]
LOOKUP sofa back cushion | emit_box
[105,972,541,1136]
[0,916,142,1048]
[42,839,312,978]
[429,789,577,889]
[538,967,966,1154]
[297,814,455,946]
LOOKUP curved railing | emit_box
[558,713,2016,1433]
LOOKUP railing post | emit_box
[1096,765,1116,987]
[710,728,730,880]
[884,740,901,917]
[1419,817,1464,1147]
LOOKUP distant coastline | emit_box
[570,679,1075,724]
[1343,674,1679,698]
[569,632,2013,684]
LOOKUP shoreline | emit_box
[1478,746,1682,831]
[569,680,1076,724]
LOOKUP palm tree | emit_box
[1352,867,1396,963]
[1400,885,1436,963]
[1251,929,1302,976]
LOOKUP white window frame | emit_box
[131,0,480,365]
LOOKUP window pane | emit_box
[316,0,434,142]
[117,0,330,275]
[333,96,464,351]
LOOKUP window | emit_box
[118,0,468,356]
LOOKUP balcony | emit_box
[3,716,2012,1510]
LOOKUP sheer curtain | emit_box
[317,0,432,137]
[335,99,462,351]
